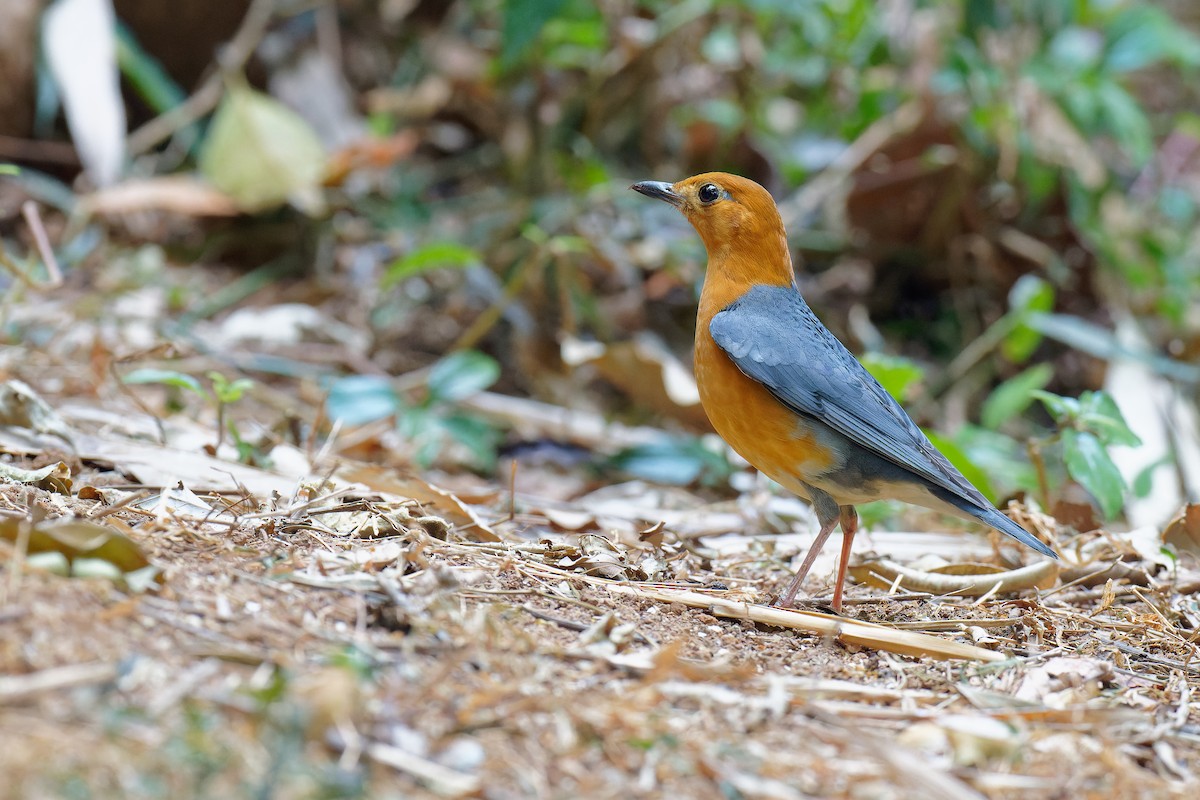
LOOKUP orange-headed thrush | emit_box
[632,172,1057,612]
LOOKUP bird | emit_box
[632,172,1057,612]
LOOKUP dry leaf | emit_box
[542,508,598,532]
[135,484,218,518]
[0,380,74,445]
[0,460,72,493]
[340,463,499,541]
[0,517,157,589]
[1163,503,1200,559]
[199,83,327,212]
[1014,656,1113,708]
[561,332,709,430]
[937,715,1022,766]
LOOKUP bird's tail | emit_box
[941,494,1058,558]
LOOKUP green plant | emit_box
[1028,388,1142,519]
[208,371,256,459]
[862,337,1142,520]
[939,2,1200,324]
[607,437,733,487]
[950,380,1142,521]
[326,350,502,469]
[122,368,261,463]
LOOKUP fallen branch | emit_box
[606,584,1006,662]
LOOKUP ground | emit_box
[2,400,1198,799]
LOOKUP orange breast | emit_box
[694,328,834,496]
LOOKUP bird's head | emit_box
[631,172,793,286]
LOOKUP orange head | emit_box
[631,172,794,288]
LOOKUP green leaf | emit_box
[1132,456,1169,499]
[1003,325,1044,364]
[1007,275,1055,315]
[1062,428,1127,519]
[199,83,326,212]
[1105,7,1200,73]
[501,0,570,66]
[1002,275,1054,363]
[208,371,253,404]
[1048,27,1103,72]
[952,424,1040,498]
[414,427,445,469]
[859,352,925,403]
[981,364,1054,429]
[1032,390,1080,424]
[610,439,729,487]
[383,242,481,286]
[1095,80,1152,164]
[1027,313,1200,384]
[439,412,501,469]
[122,368,205,396]
[427,351,500,403]
[0,164,19,175]
[1077,391,1142,447]
[326,375,401,425]
[397,406,435,457]
[925,430,995,503]
[115,21,185,115]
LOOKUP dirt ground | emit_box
[2,403,1199,799]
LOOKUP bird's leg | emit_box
[831,505,858,613]
[778,487,840,608]
[777,517,837,607]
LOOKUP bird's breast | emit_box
[694,330,837,497]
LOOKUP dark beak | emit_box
[631,180,683,208]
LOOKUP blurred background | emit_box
[2,0,1199,533]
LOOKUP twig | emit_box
[777,100,923,229]
[451,256,537,352]
[606,583,1005,662]
[1111,641,1200,676]
[0,134,80,166]
[2,505,31,605]
[364,741,481,796]
[126,0,278,156]
[507,458,517,523]
[85,488,151,519]
[1027,439,1052,512]
[1039,563,1128,599]
[0,661,119,702]
[521,604,589,632]
[20,202,62,287]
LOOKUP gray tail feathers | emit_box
[939,492,1058,558]
[980,506,1057,557]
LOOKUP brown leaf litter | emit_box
[1,403,1200,797]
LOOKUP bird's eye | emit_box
[698,183,721,204]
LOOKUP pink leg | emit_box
[777,515,838,608]
[831,506,858,613]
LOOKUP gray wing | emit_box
[709,283,989,509]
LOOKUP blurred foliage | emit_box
[607,437,734,487]
[326,350,502,469]
[122,368,262,463]
[1032,388,1143,518]
[199,84,327,212]
[11,0,1200,517]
